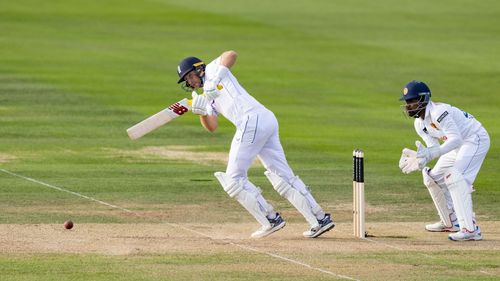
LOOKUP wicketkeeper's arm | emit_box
[437,119,463,155]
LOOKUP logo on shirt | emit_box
[462,110,474,119]
[437,111,449,123]
[430,123,438,129]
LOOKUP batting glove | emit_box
[191,91,208,116]
[415,141,441,169]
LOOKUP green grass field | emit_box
[1,0,499,280]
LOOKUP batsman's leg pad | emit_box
[246,180,275,216]
[264,171,319,227]
[214,172,270,227]
[422,167,456,227]
[444,168,475,232]
[289,176,324,217]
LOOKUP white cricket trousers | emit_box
[429,127,490,189]
[224,109,325,223]
[226,109,294,182]
[429,127,490,218]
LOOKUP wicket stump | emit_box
[353,149,365,238]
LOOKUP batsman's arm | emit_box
[219,50,237,69]
[197,84,223,132]
[200,115,218,132]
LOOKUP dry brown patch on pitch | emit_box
[0,223,235,256]
[105,145,263,166]
[0,153,16,163]
[2,221,499,256]
[137,146,228,164]
[105,146,228,165]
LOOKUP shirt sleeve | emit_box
[436,111,463,154]
[205,57,222,79]
[205,56,230,83]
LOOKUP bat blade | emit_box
[127,98,191,140]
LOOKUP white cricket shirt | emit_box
[414,101,484,154]
[204,57,268,128]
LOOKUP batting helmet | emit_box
[177,56,205,83]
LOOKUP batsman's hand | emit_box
[415,141,441,169]
[203,79,221,101]
[191,92,207,116]
[399,148,419,174]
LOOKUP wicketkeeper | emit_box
[399,80,489,241]
[176,51,335,238]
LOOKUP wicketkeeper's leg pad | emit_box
[264,171,319,227]
[422,167,456,227]
[444,168,475,232]
[214,172,270,227]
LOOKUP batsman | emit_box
[399,80,490,241]
[176,51,335,238]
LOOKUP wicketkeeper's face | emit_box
[184,71,202,89]
[404,98,426,118]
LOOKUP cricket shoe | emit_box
[448,226,482,241]
[303,213,335,238]
[425,221,460,232]
[251,213,286,238]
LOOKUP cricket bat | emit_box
[126,98,192,140]
[127,85,222,140]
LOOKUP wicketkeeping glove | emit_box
[191,91,208,116]
[399,148,420,174]
[415,141,441,169]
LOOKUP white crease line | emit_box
[0,168,134,214]
[364,237,438,260]
[0,168,359,281]
[363,237,404,251]
[170,222,359,280]
[233,242,359,281]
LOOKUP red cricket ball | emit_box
[64,220,74,229]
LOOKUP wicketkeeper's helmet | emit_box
[400,80,431,103]
[177,56,205,83]
[400,80,432,118]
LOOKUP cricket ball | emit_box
[64,220,74,230]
